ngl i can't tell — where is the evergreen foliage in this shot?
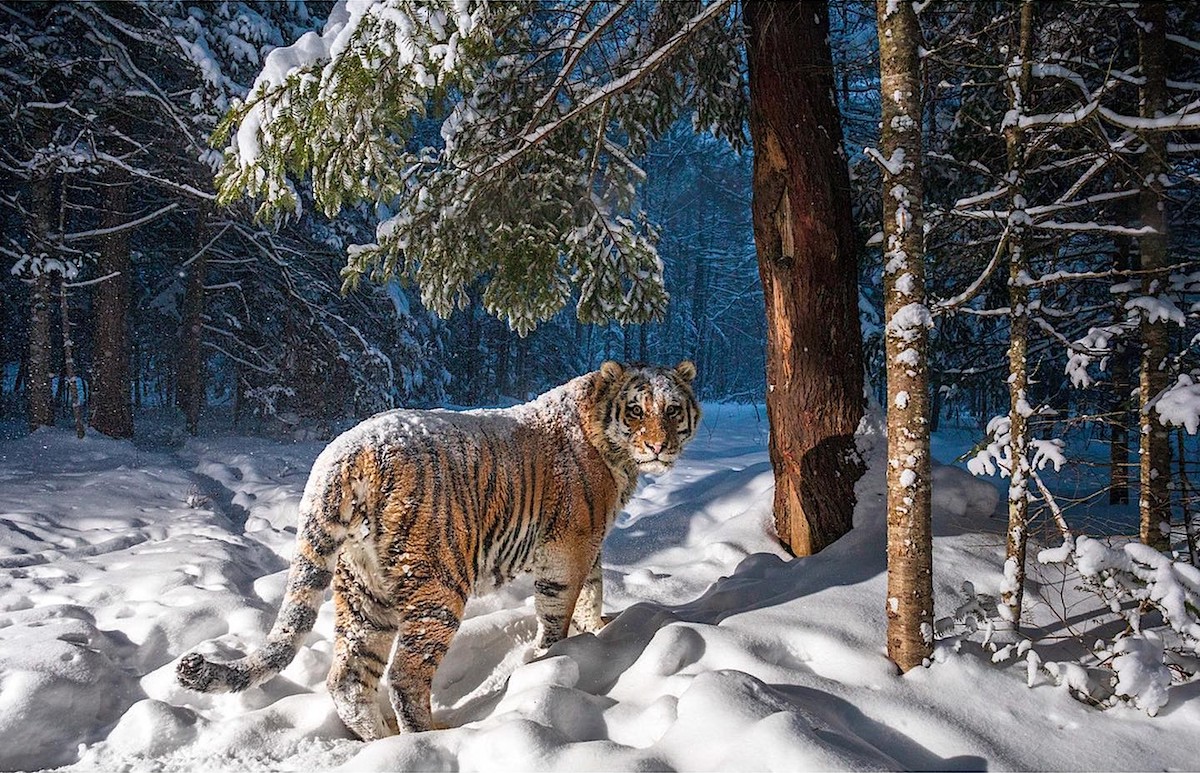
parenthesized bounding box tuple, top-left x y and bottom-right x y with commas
(212, 0, 745, 334)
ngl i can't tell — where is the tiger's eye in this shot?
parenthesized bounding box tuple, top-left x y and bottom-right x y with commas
(665, 405, 681, 419)
(627, 404, 643, 419)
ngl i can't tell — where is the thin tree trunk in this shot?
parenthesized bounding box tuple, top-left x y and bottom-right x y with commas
(28, 271, 55, 431)
(1138, 0, 1171, 551)
(746, 0, 865, 556)
(692, 209, 709, 384)
(1178, 429, 1195, 564)
(496, 321, 511, 398)
(26, 162, 57, 432)
(90, 176, 134, 439)
(59, 275, 84, 438)
(930, 377, 942, 434)
(877, 0, 933, 672)
(177, 206, 210, 435)
(1001, 0, 1035, 629)
(1110, 231, 1133, 505)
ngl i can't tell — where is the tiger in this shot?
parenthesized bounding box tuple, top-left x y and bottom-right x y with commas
(176, 360, 700, 740)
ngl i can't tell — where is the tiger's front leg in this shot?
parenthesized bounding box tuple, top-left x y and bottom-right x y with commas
(571, 552, 605, 634)
(531, 542, 596, 656)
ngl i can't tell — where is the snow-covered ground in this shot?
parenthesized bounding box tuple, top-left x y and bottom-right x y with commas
(1, 404, 1198, 771)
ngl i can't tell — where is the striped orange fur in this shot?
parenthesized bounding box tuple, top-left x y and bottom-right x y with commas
(176, 361, 700, 739)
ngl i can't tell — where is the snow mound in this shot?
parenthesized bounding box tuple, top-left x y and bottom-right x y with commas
(1, 408, 1198, 771)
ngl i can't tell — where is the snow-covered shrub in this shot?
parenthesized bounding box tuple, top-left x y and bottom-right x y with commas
(1036, 535, 1200, 715)
(938, 538, 1200, 715)
(184, 485, 211, 510)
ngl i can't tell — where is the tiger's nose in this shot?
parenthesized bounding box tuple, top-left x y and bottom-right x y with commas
(647, 441, 664, 455)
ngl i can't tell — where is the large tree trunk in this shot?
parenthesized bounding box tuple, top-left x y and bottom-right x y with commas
(746, 0, 865, 556)
(90, 176, 134, 439)
(1001, 0, 1035, 630)
(877, 0, 933, 672)
(177, 206, 210, 435)
(1137, 0, 1171, 551)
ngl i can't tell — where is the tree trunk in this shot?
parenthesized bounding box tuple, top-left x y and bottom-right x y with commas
(1001, 0, 1035, 629)
(90, 176, 134, 439)
(1137, 0, 1171, 551)
(27, 271, 55, 432)
(59, 275, 85, 438)
(26, 162, 57, 432)
(746, 0, 865, 556)
(495, 321, 511, 399)
(177, 206, 210, 435)
(877, 0, 933, 672)
(1110, 231, 1133, 505)
(692, 209, 709, 385)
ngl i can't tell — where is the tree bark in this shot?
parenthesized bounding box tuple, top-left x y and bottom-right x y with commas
(26, 160, 57, 432)
(59, 275, 85, 438)
(877, 0, 933, 672)
(1137, 0, 1171, 551)
(746, 0, 865, 556)
(691, 208, 709, 386)
(177, 206, 210, 435)
(1001, 0, 1035, 629)
(27, 271, 55, 431)
(90, 176, 134, 439)
(1110, 229, 1133, 506)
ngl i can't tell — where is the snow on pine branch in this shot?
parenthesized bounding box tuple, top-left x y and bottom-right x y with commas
(1154, 374, 1200, 435)
(214, 0, 739, 332)
(967, 415, 1065, 481)
(477, 0, 735, 181)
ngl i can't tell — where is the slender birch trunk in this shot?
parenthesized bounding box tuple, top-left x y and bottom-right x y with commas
(877, 0, 933, 672)
(1137, 0, 1171, 551)
(1001, 0, 1035, 629)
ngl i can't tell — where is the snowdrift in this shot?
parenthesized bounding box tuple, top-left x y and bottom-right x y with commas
(1, 405, 1198, 771)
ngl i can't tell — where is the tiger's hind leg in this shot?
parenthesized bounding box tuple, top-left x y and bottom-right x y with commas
(327, 563, 399, 741)
(386, 579, 466, 733)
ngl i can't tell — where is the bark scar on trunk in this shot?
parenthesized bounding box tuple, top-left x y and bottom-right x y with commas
(759, 129, 793, 267)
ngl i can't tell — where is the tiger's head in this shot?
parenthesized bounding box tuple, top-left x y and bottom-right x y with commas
(593, 360, 701, 475)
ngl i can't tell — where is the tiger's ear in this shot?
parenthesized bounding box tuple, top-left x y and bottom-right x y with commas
(675, 360, 696, 383)
(600, 360, 625, 382)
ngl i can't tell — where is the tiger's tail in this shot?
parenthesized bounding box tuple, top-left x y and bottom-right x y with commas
(176, 453, 354, 694)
